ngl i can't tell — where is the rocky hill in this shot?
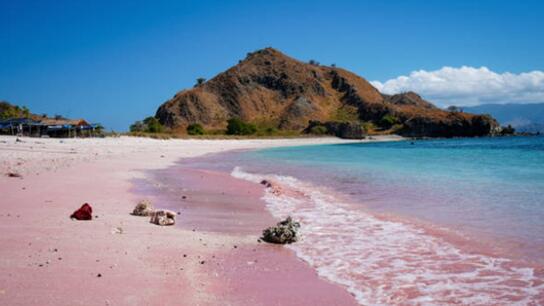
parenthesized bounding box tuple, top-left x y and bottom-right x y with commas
(156, 48, 500, 137)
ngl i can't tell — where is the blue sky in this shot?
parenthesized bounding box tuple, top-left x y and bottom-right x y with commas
(2, 0, 544, 131)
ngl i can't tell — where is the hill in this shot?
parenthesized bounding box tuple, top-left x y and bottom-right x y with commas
(0, 101, 33, 119)
(463, 103, 544, 133)
(155, 48, 500, 138)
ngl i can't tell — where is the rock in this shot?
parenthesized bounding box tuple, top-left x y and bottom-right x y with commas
(149, 210, 176, 226)
(70, 203, 93, 220)
(111, 227, 123, 234)
(132, 200, 154, 216)
(260, 180, 272, 188)
(6, 172, 22, 178)
(398, 113, 500, 138)
(262, 216, 300, 244)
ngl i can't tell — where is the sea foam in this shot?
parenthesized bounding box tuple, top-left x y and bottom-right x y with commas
(232, 166, 544, 305)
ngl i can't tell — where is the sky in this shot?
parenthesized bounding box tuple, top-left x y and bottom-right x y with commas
(1, 0, 544, 131)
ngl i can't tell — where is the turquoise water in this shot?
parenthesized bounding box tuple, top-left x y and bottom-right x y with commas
(247, 136, 544, 262)
(174, 135, 544, 303)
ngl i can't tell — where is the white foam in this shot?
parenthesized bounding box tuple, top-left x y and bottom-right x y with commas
(232, 167, 544, 305)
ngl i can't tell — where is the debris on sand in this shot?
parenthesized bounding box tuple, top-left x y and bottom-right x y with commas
(150, 210, 176, 226)
(6, 172, 22, 178)
(131, 200, 154, 216)
(262, 216, 300, 244)
(260, 179, 282, 195)
(111, 227, 123, 234)
(260, 180, 272, 188)
(70, 203, 93, 220)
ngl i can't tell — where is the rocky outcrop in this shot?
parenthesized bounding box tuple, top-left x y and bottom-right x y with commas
(155, 48, 500, 138)
(382, 92, 436, 109)
(398, 113, 500, 137)
(305, 120, 366, 139)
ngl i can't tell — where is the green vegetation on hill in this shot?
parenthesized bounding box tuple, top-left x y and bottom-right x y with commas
(379, 114, 399, 129)
(130, 116, 165, 133)
(226, 118, 257, 135)
(187, 123, 205, 135)
(0, 101, 31, 119)
(332, 105, 359, 122)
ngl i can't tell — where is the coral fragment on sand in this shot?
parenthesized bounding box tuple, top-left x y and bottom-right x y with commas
(262, 217, 300, 244)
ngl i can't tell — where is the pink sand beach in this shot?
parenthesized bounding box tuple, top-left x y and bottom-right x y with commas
(0, 135, 401, 306)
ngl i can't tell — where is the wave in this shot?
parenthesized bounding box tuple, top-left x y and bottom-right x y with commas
(231, 167, 544, 305)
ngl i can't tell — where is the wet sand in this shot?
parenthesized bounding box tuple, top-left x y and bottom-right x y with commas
(137, 166, 358, 305)
(1, 135, 399, 305)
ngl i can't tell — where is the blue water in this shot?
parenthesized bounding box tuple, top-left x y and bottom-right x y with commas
(241, 136, 544, 262)
(174, 135, 544, 303)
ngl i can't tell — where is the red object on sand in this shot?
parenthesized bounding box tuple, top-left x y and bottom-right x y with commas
(70, 203, 93, 220)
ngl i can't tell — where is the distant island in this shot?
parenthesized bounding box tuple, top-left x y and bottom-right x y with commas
(463, 103, 544, 134)
(141, 48, 503, 138)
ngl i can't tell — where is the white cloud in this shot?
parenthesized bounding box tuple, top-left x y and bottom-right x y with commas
(370, 66, 544, 107)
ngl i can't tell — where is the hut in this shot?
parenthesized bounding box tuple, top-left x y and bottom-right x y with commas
(0, 117, 102, 138)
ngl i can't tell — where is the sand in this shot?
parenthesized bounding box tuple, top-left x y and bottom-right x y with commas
(0, 135, 400, 306)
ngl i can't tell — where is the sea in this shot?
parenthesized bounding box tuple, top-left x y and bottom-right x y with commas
(172, 136, 544, 305)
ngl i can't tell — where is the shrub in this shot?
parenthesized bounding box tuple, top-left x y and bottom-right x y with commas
(226, 118, 257, 135)
(361, 121, 376, 132)
(379, 114, 399, 129)
(143, 117, 164, 133)
(187, 123, 205, 135)
(266, 127, 277, 133)
(309, 125, 328, 135)
(130, 121, 146, 132)
(21, 106, 30, 118)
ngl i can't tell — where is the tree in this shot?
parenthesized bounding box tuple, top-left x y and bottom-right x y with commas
(447, 105, 460, 112)
(331, 63, 336, 68)
(379, 114, 399, 129)
(195, 77, 206, 87)
(21, 106, 30, 118)
(226, 118, 256, 135)
(187, 123, 205, 135)
(143, 116, 164, 133)
(129, 121, 146, 132)
(310, 125, 328, 135)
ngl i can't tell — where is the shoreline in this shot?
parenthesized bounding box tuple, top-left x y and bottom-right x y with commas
(183, 142, 544, 304)
(0, 135, 400, 305)
(137, 166, 359, 305)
